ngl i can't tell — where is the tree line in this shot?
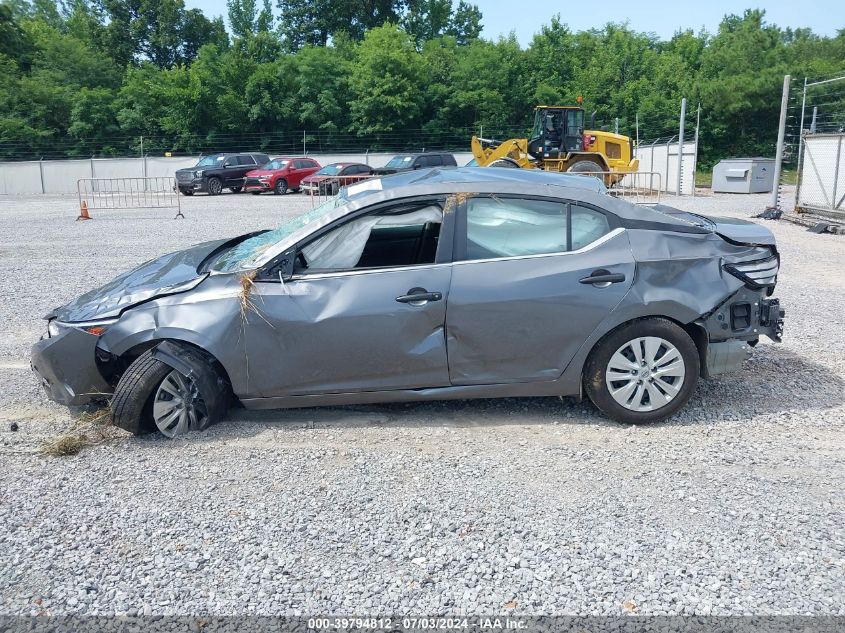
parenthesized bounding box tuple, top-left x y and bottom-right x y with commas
(1, 0, 843, 167)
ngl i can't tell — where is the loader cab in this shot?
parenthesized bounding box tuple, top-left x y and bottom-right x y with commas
(527, 106, 585, 160)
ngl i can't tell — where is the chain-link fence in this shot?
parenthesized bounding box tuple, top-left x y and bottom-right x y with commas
(773, 73, 845, 220)
(794, 75, 845, 220)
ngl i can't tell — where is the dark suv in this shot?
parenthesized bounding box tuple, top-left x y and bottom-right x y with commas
(176, 152, 271, 195)
(371, 152, 457, 176)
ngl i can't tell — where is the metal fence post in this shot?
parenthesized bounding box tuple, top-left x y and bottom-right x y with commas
(691, 103, 701, 197)
(794, 78, 808, 210)
(677, 98, 686, 196)
(38, 157, 45, 194)
(770, 74, 791, 210)
(665, 136, 675, 194)
(832, 136, 842, 210)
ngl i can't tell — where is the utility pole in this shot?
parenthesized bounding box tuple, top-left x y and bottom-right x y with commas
(770, 75, 791, 210)
(677, 98, 686, 196)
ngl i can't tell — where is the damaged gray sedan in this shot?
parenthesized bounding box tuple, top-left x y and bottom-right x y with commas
(32, 168, 785, 437)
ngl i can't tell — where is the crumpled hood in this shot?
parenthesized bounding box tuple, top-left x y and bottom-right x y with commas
(55, 239, 226, 322)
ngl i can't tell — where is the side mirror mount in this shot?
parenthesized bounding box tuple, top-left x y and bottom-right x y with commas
(258, 247, 296, 283)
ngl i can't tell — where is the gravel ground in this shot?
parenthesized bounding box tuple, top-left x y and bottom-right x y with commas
(0, 187, 843, 617)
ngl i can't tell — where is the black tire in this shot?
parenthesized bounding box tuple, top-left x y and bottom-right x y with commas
(489, 158, 520, 168)
(207, 176, 223, 195)
(110, 347, 229, 437)
(567, 160, 603, 174)
(180, 189, 193, 196)
(583, 318, 700, 424)
(229, 186, 243, 193)
(110, 350, 172, 435)
(274, 179, 288, 195)
(250, 191, 262, 195)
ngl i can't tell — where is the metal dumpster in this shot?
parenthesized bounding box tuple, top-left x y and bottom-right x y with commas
(712, 158, 775, 193)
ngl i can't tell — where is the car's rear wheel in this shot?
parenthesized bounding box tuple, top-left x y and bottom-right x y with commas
(229, 186, 242, 193)
(111, 349, 221, 438)
(274, 179, 288, 195)
(583, 318, 699, 424)
(207, 177, 223, 195)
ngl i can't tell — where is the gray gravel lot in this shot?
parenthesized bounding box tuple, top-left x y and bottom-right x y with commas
(0, 187, 843, 617)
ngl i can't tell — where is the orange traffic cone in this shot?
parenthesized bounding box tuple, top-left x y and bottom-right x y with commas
(76, 200, 91, 221)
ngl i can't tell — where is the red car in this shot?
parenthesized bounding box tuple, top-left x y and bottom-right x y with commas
(300, 163, 373, 196)
(243, 157, 321, 195)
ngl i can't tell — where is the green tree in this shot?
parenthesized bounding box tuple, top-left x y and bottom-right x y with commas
(96, 0, 229, 68)
(277, 0, 402, 50)
(0, 3, 35, 69)
(348, 24, 425, 134)
(445, 0, 481, 45)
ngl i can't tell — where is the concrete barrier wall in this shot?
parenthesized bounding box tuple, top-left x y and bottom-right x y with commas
(0, 152, 475, 195)
(0, 162, 44, 195)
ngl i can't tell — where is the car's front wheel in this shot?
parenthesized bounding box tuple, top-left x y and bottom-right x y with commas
(207, 177, 223, 195)
(583, 318, 699, 424)
(111, 349, 224, 438)
(274, 179, 288, 195)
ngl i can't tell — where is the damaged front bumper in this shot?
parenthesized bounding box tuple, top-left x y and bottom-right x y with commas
(31, 322, 113, 406)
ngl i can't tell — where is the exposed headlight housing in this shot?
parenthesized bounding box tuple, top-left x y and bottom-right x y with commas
(724, 254, 779, 289)
(194, 170, 204, 178)
(47, 319, 62, 338)
(51, 318, 119, 337)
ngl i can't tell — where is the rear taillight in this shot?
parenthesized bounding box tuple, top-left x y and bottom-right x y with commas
(724, 254, 779, 289)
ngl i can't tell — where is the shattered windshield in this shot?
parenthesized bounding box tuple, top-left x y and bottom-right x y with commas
(212, 195, 348, 271)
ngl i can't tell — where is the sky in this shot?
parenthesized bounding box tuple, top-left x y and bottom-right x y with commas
(183, 0, 844, 43)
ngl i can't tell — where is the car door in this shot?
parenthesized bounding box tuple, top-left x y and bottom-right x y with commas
(233, 155, 257, 184)
(288, 159, 307, 187)
(445, 195, 635, 386)
(220, 156, 238, 185)
(242, 196, 454, 397)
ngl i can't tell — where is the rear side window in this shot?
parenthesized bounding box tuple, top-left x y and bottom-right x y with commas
(441, 154, 457, 166)
(571, 204, 611, 250)
(463, 197, 611, 261)
(237, 155, 256, 165)
(417, 155, 442, 167)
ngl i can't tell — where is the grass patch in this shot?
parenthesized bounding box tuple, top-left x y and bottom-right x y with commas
(40, 406, 113, 457)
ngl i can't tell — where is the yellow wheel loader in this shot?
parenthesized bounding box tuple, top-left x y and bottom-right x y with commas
(470, 105, 639, 185)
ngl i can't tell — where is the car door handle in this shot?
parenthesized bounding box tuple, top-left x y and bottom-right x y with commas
(579, 270, 626, 286)
(396, 288, 442, 304)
